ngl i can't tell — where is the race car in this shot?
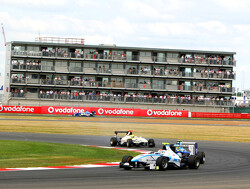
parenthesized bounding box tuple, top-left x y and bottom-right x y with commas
(110, 131, 155, 147)
(120, 140, 205, 170)
(72, 111, 96, 117)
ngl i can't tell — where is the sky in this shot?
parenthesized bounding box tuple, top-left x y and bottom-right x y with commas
(0, 0, 249, 91)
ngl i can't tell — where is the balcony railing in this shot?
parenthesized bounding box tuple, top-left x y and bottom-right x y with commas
(10, 91, 235, 107)
(178, 57, 236, 66)
(10, 78, 234, 93)
(12, 51, 236, 66)
(11, 63, 236, 81)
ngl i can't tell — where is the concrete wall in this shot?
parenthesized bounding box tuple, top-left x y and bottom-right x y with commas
(6, 99, 229, 113)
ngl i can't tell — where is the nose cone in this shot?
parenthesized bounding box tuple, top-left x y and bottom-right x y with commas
(131, 154, 145, 162)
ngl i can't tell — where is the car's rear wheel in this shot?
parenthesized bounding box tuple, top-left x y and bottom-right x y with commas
(122, 155, 133, 170)
(197, 151, 205, 164)
(110, 137, 117, 146)
(156, 157, 168, 171)
(188, 155, 200, 169)
(127, 139, 133, 147)
(148, 139, 155, 147)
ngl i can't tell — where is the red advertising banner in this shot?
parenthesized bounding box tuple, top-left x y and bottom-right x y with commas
(191, 112, 250, 119)
(1, 105, 249, 119)
(41, 106, 189, 117)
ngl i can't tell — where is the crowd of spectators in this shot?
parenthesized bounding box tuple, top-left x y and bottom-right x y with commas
(11, 58, 236, 80)
(196, 69, 236, 79)
(11, 88, 26, 97)
(179, 55, 235, 65)
(13, 46, 236, 67)
(12, 60, 41, 70)
(42, 48, 68, 57)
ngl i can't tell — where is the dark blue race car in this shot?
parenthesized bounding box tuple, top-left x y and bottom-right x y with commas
(72, 111, 96, 117)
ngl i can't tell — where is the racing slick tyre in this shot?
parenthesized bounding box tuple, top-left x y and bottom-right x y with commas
(156, 157, 168, 171)
(121, 155, 133, 170)
(110, 137, 118, 146)
(197, 151, 205, 164)
(127, 139, 133, 147)
(148, 139, 155, 147)
(188, 155, 200, 169)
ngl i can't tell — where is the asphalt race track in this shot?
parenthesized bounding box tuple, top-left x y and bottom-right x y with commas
(0, 132, 250, 189)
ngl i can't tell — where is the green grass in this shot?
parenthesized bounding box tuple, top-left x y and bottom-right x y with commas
(0, 140, 140, 168)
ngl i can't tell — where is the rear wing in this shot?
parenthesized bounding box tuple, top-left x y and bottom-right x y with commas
(162, 141, 198, 155)
(114, 131, 130, 135)
(174, 142, 198, 155)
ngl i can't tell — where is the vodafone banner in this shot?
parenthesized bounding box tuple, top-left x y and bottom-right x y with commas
(0, 105, 187, 117)
(0, 105, 41, 114)
(1, 105, 250, 119)
(41, 106, 188, 117)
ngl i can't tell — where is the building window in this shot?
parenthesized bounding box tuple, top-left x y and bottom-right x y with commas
(167, 53, 178, 58)
(70, 62, 82, 72)
(41, 60, 54, 71)
(83, 62, 96, 68)
(27, 46, 39, 52)
(13, 46, 25, 52)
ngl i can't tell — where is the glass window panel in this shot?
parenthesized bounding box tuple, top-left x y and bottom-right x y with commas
(167, 53, 178, 58)
(13, 46, 25, 51)
(27, 46, 39, 51)
(111, 63, 123, 69)
(83, 62, 96, 68)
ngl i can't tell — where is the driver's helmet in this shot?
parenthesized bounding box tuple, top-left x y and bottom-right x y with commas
(176, 140, 183, 145)
(128, 130, 133, 135)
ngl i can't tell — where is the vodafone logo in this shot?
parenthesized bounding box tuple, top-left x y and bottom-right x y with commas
(47, 107, 84, 114)
(98, 108, 104, 115)
(0, 106, 35, 113)
(48, 107, 54, 113)
(147, 109, 153, 116)
(147, 109, 183, 117)
(97, 108, 133, 115)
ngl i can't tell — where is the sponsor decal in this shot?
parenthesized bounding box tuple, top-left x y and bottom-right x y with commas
(0, 106, 35, 113)
(97, 108, 134, 115)
(98, 108, 104, 115)
(47, 107, 85, 114)
(147, 109, 183, 117)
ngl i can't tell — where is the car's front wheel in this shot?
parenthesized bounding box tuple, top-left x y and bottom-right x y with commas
(156, 157, 168, 170)
(121, 155, 133, 170)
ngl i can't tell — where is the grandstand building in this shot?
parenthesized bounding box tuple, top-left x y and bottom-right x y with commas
(0, 73, 4, 103)
(3, 37, 236, 112)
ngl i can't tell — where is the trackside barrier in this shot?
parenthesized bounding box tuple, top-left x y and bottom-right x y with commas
(0, 105, 188, 118)
(0, 105, 250, 119)
(191, 112, 250, 119)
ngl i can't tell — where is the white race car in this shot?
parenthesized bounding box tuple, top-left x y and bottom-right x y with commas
(120, 140, 205, 170)
(110, 131, 155, 147)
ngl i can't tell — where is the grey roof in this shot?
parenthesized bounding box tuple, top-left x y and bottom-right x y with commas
(9, 41, 236, 55)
